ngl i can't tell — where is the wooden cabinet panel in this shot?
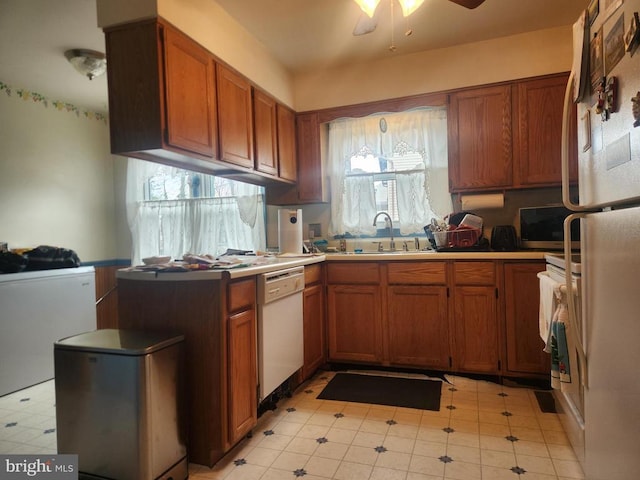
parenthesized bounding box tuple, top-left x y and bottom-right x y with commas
(296, 112, 325, 202)
(252, 88, 277, 175)
(452, 285, 499, 373)
(117, 275, 259, 467)
(514, 74, 578, 186)
(304, 263, 323, 285)
(504, 262, 550, 375)
(303, 283, 326, 379)
(227, 308, 257, 444)
(164, 26, 217, 157)
(105, 20, 220, 162)
(387, 286, 449, 369)
(217, 63, 254, 168)
(453, 262, 495, 285)
(449, 85, 513, 191)
(277, 104, 297, 182)
(327, 285, 383, 363)
(327, 262, 380, 284)
(227, 278, 255, 313)
(387, 262, 447, 285)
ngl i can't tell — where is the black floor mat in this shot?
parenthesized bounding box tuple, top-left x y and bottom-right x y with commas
(534, 390, 558, 413)
(317, 373, 442, 411)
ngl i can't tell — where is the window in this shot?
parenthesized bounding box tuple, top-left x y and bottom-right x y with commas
(328, 108, 453, 238)
(126, 159, 266, 265)
(348, 148, 425, 227)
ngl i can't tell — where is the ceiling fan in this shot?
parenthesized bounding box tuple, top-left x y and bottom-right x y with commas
(353, 0, 487, 38)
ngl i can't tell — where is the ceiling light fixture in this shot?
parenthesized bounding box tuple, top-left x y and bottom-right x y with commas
(354, 0, 381, 18)
(398, 0, 424, 17)
(353, 0, 424, 18)
(64, 49, 107, 80)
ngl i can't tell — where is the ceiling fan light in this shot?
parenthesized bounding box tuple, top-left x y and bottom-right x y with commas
(398, 0, 424, 17)
(354, 0, 381, 18)
(64, 49, 107, 80)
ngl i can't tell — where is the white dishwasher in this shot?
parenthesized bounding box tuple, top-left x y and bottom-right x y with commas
(257, 265, 305, 402)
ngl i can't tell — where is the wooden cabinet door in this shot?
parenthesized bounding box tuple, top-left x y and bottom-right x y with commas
(327, 285, 383, 363)
(451, 262, 499, 374)
(448, 85, 513, 192)
(277, 104, 297, 182)
(452, 286, 499, 374)
(253, 88, 277, 176)
(504, 262, 550, 375)
(163, 26, 217, 157)
(217, 63, 254, 168)
(303, 283, 326, 379)
(387, 286, 449, 369)
(514, 74, 578, 186)
(227, 308, 257, 444)
(296, 112, 326, 202)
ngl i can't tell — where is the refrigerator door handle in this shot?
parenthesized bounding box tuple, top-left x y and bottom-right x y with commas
(564, 213, 588, 388)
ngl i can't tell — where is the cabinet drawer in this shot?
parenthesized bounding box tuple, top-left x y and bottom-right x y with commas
(305, 264, 323, 285)
(228, 278, 256, 313)
(327, 263, 380, 284)
(387, 262, 447, 285)
(453, 261, 495, 285)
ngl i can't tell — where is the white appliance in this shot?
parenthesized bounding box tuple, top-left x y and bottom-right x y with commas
(0, 266, 97, 396)
(556, 1, 640, 478)
(257, 266, 304, 401)
(278, 209, 303, 254)
(539, 253, 585, 466)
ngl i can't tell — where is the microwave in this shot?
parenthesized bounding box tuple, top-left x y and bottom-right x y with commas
(519, 205, 580, 250)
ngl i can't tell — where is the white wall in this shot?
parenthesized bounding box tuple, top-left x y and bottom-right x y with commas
(0, 90, 127, 263)
(294, 25, 573, 111)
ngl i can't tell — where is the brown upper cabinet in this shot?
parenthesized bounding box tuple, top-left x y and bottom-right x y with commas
(217, 63, 254, 169)
(448, 84, 514, 191)
(266, 111, 328, 204)
(448, 72, 577, 192)
(252, 91, 297, 182)
(276, 104, 297, 182)
(513, 74, 579, 186)
(104, 18, 296, 185)
(252, 88, 278, 176)
(105, 19, 217, 161)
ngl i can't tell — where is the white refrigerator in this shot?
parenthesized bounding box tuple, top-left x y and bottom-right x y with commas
(562, 1, 640, 479)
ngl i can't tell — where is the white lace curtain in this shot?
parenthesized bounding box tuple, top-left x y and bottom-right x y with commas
(126, 159, 266, 265)
(328, 107, 452, 237)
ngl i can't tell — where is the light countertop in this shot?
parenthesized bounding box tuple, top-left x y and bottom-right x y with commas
(116, 250, 548, 282)
(116, 254, 326, 281)
(323, 250, 547, 261)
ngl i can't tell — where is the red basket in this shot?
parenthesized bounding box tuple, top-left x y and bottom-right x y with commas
(446, 227, 481, 248)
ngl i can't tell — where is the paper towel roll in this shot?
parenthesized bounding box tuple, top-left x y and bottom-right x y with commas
(460, 193, 504, 210)
(278, 209, 303, 254)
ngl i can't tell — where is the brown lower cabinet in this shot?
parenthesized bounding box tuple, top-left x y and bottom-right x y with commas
(301, 264, 326, 380)
(504, 262, 550, 375)
(451, 262, 500, 374)
(326, 259, 547, 378)
(117, 276, 257, 467)
(387, 285, 449, 368)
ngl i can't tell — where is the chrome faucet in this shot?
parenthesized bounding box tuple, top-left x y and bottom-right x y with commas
(372, 211, 395, 251)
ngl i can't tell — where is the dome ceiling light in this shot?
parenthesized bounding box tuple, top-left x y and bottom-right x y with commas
(64, 49, 107, 80)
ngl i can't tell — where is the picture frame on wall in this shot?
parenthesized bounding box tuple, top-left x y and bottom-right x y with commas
(625, 12, 640, 53)
(588, 0, 599, 26)
(590, 28, 604, 93)
(605, 13, 626, 75)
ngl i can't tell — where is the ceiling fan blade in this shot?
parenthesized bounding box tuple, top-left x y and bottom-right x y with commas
(353, 13, 378, 36)
(447, 0, 486, 9)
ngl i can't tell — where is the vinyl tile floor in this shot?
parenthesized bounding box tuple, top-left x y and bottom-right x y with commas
(0, 371, 584, 480)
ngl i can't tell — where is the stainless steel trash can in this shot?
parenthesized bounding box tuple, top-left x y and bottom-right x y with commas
(54, 329, 187, 480)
